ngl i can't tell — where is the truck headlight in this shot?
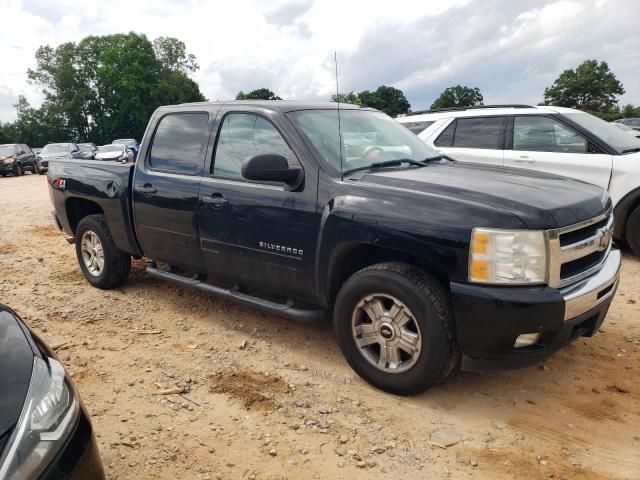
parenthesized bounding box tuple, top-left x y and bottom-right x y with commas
(468, 228, 547, 284)
(0, 357, 79, 480)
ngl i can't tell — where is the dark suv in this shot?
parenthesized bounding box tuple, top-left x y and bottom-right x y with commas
(0, 144, 38, 176)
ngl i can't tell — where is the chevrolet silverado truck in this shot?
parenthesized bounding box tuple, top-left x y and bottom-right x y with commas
(48, 101, 621, 395)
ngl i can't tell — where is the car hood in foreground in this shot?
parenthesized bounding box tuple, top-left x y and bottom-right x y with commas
(358, 162, 609, 229)
(0, 308, 34, 439)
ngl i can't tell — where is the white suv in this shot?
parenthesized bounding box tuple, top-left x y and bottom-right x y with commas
(397, 105, 640, 254)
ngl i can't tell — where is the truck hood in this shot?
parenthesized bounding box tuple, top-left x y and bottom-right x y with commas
(357, 162, 609, 229)
(0, 308, 34, 439)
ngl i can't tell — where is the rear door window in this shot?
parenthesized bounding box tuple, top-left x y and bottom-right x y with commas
(452, 117, 507, 149)
(434, 121, 456, 147)
(513, 116, 587, 153)
(149, 113, 209, 174)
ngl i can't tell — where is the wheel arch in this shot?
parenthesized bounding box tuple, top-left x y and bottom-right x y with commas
(613, 187, 640, 239)
(325, 242, 450, 307)
(65, 197, 104, 235)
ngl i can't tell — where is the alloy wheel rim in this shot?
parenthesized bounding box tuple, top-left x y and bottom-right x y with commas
(81, 231, 105, 276)
(351, 293, 422, 373)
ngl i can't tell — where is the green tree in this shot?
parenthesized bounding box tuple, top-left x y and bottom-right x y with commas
(357, 85, 410, 117)
(542, 60, 624, 112)
(430, 85, 483, 109)
(621, 104, 640, 118)
(12, 96, 71, 146)
(25, 32, 205, 144)
(236, 88, 282, 100)
(331, 91, 361, 104)
(153, 37, 199, 77)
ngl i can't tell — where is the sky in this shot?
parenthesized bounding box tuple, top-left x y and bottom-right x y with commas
(0, 0, 639, 121)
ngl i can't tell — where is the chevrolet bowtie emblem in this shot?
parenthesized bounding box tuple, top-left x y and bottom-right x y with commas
(598, 229, 612, 250)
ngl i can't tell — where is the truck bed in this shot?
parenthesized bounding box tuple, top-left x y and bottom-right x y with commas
(47, 159, 141, 256)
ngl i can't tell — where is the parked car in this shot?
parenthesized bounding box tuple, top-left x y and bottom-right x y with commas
(397, 105, 640, 255)
(38, 143, 84, 172)
(615, 117, 640, 131)
(33, 147, 42, 155)
(612, 122, 640, 139)
(48, 101, 620, 395)
(95, 144, 133, 162)
(0, 304, 105, 479)
(0, 143, 39, 176)
(112, 138, 139, 157)
(78, 143, 98, 160)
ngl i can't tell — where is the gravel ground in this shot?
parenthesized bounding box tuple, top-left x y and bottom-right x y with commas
(1, 173, 639, 480)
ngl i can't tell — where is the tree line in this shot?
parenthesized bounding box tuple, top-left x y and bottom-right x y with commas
(1, 48, 638, 148)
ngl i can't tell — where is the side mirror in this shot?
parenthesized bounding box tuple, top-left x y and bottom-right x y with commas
(18, 150, 25, 155)
(241, 153, 302, 187)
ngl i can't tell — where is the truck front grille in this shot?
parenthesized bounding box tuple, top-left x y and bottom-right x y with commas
(547, 209, 613, 288)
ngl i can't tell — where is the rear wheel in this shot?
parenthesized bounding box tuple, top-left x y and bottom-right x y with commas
(75, 214, 131, 289)
(626, 205, 640, 256)
(334, 262, 457, 395)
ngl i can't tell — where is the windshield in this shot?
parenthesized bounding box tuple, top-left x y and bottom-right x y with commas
(288, 109, 440, 174)
(42, 144, 70, 154)
(0, 145, 17, 157)
(564, 112, 640, 153)
(99, 145, 124, 153)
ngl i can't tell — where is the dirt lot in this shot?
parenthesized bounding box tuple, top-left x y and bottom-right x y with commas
(0, 173, 639, 480)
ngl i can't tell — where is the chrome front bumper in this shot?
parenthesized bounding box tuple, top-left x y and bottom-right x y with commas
(561, 248, 621, 321)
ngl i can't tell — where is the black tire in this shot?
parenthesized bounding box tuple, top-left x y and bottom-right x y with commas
(14, 164, 23, 176)
(334, 262, 457, 395)
(38, 167, 46, 175)
(75, 214, 131, 289)
(33, 161, 40, 174)
(626, 205, 640, 256)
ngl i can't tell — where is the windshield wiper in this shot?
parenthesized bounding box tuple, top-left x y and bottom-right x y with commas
(343, 158, 427, 176)
(423, 155, 452, 162)
(621, 147, 640, 154)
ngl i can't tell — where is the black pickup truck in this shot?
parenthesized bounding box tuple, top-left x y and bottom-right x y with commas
(48, 101, 621, 394)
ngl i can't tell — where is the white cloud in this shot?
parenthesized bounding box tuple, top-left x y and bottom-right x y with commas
(0, 0, 638, 121)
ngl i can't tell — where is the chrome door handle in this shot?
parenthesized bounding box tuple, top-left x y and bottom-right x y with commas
(135, 184, 157, 195)
(202, 195, 228, 208)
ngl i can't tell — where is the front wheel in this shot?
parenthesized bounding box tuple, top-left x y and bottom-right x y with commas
(334, 262, 457, 395)
(75, 214, 131, 289)
(33, 161, 40, 174)
(626, 205, 640, 256)
(14, 164, 23, 176)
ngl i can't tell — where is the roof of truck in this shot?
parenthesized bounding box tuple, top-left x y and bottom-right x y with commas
(173, 100, 374, 113)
